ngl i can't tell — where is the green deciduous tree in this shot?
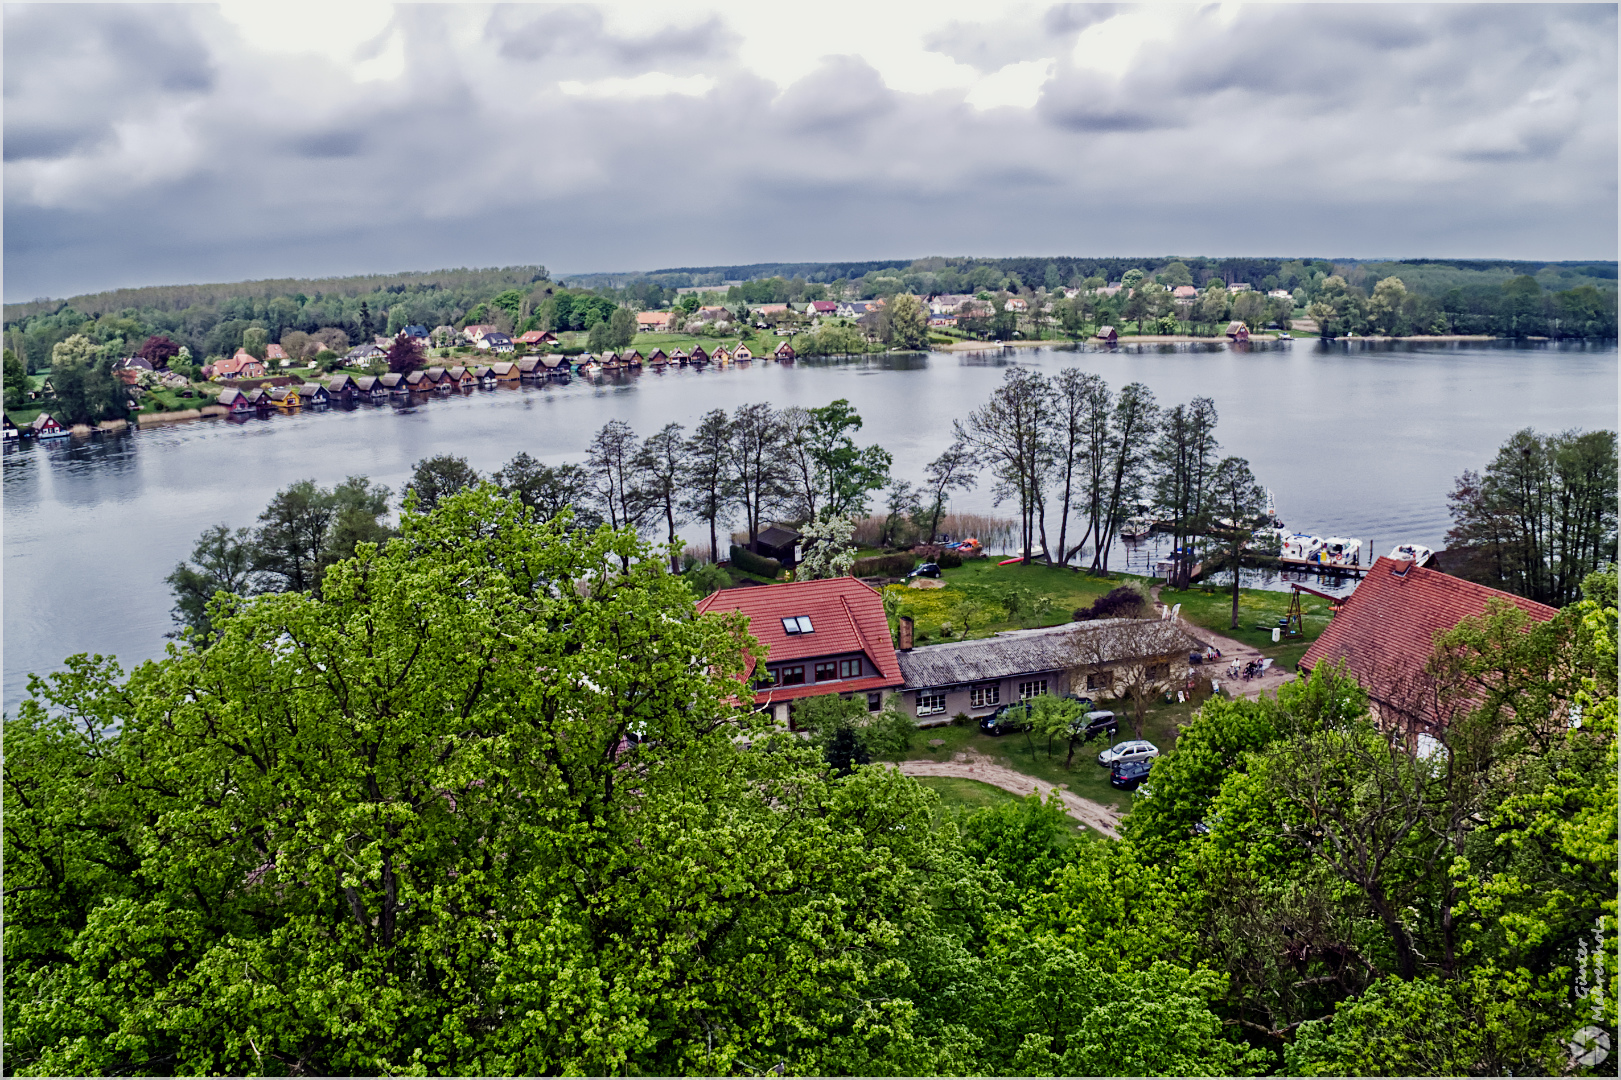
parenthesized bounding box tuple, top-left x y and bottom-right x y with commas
(5, 488, 963, 1075)
(164, 524, 261, 639)
(1445, 427, 1618, 607)
(886, 293, 929, 350)
(401, 454, 481, 514)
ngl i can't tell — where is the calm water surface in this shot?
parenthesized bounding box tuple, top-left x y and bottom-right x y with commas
(5, 339, 1615, 708)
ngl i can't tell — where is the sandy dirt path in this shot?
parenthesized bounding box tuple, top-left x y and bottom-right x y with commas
(1152, 591, 1297, 701)
(894, 752, 1123, 839)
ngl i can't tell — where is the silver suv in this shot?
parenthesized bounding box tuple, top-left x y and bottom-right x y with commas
(1097, 739, 1159, 767)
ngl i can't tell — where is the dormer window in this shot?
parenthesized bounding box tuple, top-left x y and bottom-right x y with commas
(780, 616, 814, 634)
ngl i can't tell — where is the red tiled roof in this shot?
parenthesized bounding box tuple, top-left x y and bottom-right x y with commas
(1300, 557, 1557, 721)
(696, 578, 903, 704)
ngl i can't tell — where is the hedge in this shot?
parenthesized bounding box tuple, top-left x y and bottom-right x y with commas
(852, 553, 917, 578)
(729, 544, 782, 579)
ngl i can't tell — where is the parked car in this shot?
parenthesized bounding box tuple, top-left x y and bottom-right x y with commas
(1110, 758, 1153, 790)
(1077, 709, 1118, 742)
(979, 701, 1033, 736)
(907, 562, 941, 579)
(1097, 739, 1159, 767)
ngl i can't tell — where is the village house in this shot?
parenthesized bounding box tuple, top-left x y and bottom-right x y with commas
(1172, 285, 1199, 301)
(1095, 325, 1119, 344)
(894, 619, 1199, 724)
(1229, 283, 1253, 292)
(401, 325, 430, 345)
(1299, 556, 1558, 737)
(344, 344, 386, 367)
(478, 332, 516, 353)
(266, 343, 290, 367)
(928, 313, 958, 328)
(1225, 321, 1250, 342)
(806, 300, 838, 318)
(3, 413, 20, 441)
(754, 303, 789, 320)
(836, 300, 878, 319)
(1269, 289, 1295, 300)
(1004, 297, 1028, 312)
(1096, 284, 1124, 297)
(31, 413, 68, 438)
(515, 330, 558, 348)
(462, 324, 498, 344)
(211, 349, 269, 380)
(266, 385, 302, 411)
(694, 305, 730, 323)
(636, 311, 675, 332)
(929, 294, 973, 316)
(696, 578, 905, 725)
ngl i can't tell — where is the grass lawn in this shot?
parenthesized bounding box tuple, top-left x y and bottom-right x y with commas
(912, 776, 1021, 812)
(909, 776, 1096, 848)
(887, 557, 1134, 646)
(1160, 581, 1333, 668)
(886, 688, 1206, 816)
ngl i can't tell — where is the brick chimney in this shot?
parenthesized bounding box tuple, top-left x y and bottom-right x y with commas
(898, 615, 914, 651)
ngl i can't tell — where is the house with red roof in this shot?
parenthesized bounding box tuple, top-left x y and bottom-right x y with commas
(636, 311, 674, 332)
(515, 330, 557, 347)
(806, 300, 838, 317)
(1300, 556, 1558, 733)
(266, 343, 290, 365)
(696, 578, 904, 724)
(211, 349, 267, 380)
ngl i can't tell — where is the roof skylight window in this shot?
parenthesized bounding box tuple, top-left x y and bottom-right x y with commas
(781, 615, 814, 634)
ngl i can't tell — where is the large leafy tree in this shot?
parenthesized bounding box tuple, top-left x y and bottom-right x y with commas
(803, 399, 893, 519)
(1446, 426, 1617, 606)
(4, 488, 959, 1075)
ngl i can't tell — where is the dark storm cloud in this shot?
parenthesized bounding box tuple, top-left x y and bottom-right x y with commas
(3, 3, 1614, 301)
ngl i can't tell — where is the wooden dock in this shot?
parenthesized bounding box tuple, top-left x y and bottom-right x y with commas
(1276, 557, 1369, 576)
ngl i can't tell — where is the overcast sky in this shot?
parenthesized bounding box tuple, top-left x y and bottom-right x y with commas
(4, 2, 1616, 301)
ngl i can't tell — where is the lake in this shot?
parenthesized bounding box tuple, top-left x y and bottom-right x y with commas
(4, 338, 1616, 709)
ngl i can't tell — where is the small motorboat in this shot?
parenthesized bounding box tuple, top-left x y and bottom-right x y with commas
(1388, 544, 1434, 566)
(1281, 533, 1324, 561)
(1120, 515, 1155, 540)
(1314, 537, 1361, 567)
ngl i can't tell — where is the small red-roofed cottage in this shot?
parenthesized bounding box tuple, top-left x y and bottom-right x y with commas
(266, 343, 289, 365)
(697, 578, 905, 725)
(1225, 321, 1249, 342)
(1300, 557, 1558, 735)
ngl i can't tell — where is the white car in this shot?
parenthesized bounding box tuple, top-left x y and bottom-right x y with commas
(1097, 739, 1160, 767)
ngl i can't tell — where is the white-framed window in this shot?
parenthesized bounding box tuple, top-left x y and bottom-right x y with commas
(970, 683, 1000, 709)
(1018, 679, 1048, 701)
(917, 691, 947, 716)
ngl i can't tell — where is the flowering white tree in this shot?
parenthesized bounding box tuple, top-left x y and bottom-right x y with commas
(795, 514, 856, 580)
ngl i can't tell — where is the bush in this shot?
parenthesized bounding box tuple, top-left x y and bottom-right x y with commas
(1074, 584, 1150, 621)
(852, 553, 916, 578)
(912, 544, 963, 569)
(729, 544, 782, 579)
(685, 562, 733, 597)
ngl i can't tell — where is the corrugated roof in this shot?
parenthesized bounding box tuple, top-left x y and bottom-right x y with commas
(897, 619, 1200, 689)
(1300, 557, 1557, 721)
(696, 578, 903, 701)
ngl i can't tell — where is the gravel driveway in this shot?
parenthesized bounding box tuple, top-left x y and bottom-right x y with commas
(893, 752, 1123, 839)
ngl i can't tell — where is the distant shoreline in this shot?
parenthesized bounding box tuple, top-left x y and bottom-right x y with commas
(939, 332, 1508, 351)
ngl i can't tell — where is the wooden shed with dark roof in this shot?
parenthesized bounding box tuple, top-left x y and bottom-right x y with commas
(1299, 556, 1558, 732)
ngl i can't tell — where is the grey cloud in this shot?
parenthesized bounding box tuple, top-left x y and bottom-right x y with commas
(2, 3, 1613, 301)
(484, 4, 735, 69)
(287, 130, 368, 160)
(769, 56, 898, 135)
